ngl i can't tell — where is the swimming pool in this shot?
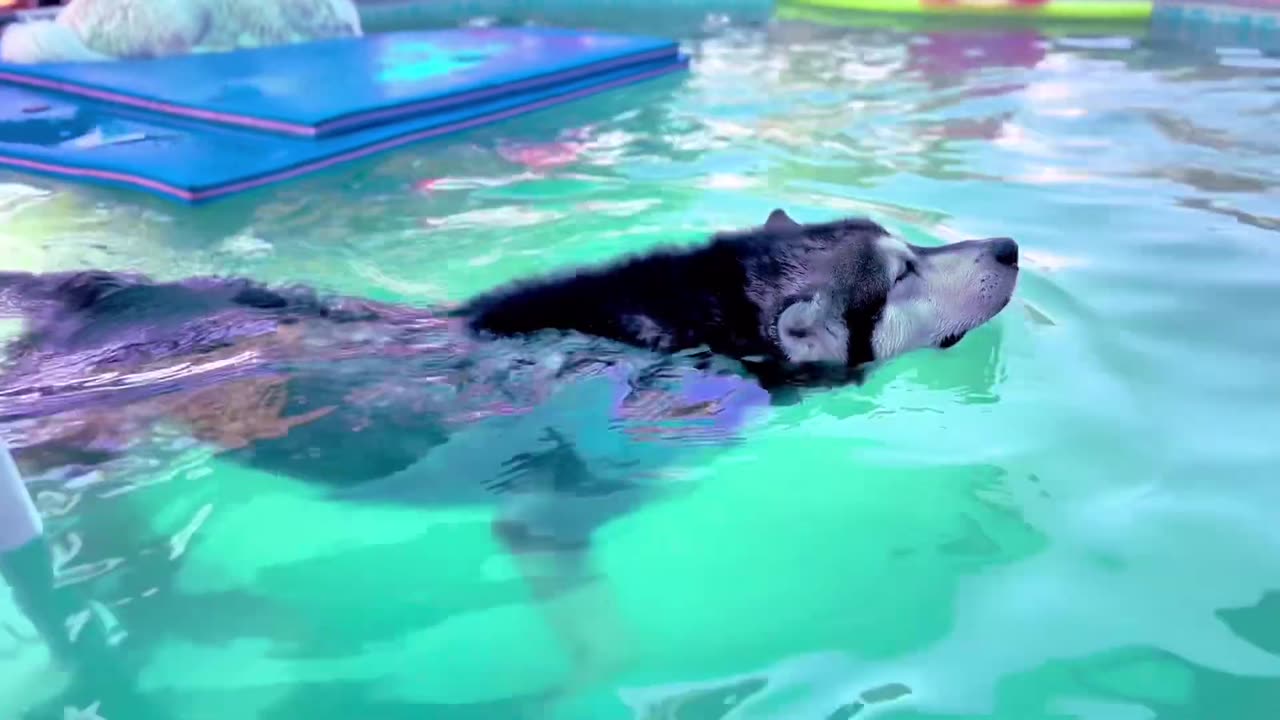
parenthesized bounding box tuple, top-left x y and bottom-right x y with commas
(2, 12, 1279, 720)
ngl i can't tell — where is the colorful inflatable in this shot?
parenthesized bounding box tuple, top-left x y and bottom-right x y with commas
(781, 0, 1152, 22)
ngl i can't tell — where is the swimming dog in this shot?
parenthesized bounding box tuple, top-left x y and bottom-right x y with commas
(1, 207, 1018, 396)
(0, 209, 1018, 707)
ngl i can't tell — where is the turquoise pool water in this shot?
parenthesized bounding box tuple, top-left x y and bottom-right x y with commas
(2, 16, 1280, 720)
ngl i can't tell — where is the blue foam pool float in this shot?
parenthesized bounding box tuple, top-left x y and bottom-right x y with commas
(0, 28, 687, 203)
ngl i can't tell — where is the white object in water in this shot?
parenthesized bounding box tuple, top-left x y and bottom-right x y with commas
(0, 438, 42, 552)
(0, 20, 111, 64)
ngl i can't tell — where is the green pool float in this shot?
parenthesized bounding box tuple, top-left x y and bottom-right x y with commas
(780, 0, 1153, 23)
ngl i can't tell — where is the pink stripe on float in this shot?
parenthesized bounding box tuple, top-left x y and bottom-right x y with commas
(0, 71, 306, 136)
(0, 61, 686, 203)
(0, 46, 677, 138)
(0, 154, 196, 199)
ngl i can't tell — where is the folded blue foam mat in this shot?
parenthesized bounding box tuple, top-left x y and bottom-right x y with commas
(0, 28, 687, 202)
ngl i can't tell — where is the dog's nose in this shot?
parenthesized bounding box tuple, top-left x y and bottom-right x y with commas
(989, 237, 1019, 267)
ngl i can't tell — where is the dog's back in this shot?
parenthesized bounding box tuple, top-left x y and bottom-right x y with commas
(0, 267, 766, 490)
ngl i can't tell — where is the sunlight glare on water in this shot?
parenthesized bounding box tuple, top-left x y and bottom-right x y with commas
(1, 12, 1279, 720)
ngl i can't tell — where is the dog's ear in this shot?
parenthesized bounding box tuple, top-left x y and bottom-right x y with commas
(775, 294, 848, 364)
(765, 208, 801, 233)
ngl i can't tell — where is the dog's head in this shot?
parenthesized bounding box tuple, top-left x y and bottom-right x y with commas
(756, 210, 1019, 373)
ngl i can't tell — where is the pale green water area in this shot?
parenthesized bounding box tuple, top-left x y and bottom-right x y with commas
(2, 12, 1280, 720)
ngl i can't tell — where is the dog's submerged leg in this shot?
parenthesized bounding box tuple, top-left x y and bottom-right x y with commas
(489, 426, 653, 713)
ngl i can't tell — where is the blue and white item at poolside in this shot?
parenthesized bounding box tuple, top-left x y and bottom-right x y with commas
(0, 438, 41, 552)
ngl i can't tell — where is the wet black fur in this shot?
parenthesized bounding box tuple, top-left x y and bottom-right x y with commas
(460, 240, 775, 355)
(459, 216, 892, 385)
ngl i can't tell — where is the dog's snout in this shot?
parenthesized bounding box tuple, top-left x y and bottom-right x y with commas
(989, 237, 1019, 267)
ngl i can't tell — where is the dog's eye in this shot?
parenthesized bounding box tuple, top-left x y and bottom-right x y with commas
(896, 260, 917, 283)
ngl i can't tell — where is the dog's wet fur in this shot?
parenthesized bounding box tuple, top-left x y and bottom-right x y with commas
(0, 210, 1018, 702)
